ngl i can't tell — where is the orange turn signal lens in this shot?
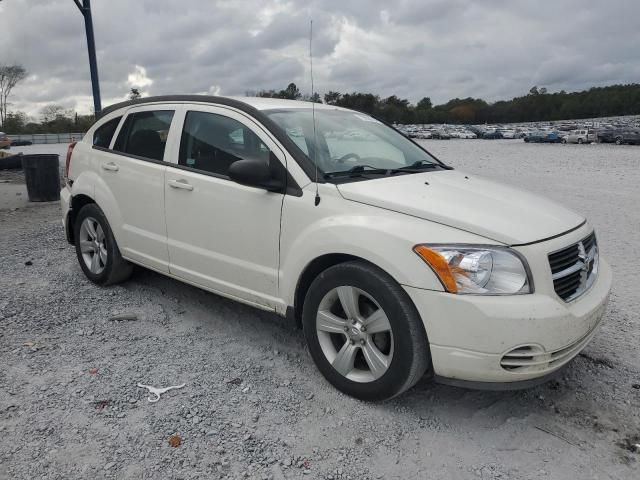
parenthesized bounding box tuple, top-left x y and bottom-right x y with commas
(413, 245, 458, 293)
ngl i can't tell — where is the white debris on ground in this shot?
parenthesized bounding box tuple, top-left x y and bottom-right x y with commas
(0, 141, 638, 479)
(137, 383, 186, 403)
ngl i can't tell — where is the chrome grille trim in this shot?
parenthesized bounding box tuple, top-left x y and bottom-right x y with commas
(548, 232, 599, 302)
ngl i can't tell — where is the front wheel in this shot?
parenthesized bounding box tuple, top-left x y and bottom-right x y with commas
(615, 137, 623, 145)
(74, 203, 133, 285)
(302, 261, 430, 401)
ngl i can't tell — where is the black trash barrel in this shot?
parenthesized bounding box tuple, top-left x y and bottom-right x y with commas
(21, 154, 61, 202)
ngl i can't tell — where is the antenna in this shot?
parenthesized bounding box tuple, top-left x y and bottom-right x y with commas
(310, 19, 321, 206)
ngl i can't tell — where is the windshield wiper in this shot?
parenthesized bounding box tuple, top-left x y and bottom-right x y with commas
(324, 165, 391, 178)
(325, 161, 444, 180)
(392, 160, 440, 172)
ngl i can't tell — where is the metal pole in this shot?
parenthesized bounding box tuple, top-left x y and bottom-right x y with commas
(75, 0, 101, 114)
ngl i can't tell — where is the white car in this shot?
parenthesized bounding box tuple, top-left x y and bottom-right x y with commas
(564, 129, 595, 144)
(61, 96, 611, 400)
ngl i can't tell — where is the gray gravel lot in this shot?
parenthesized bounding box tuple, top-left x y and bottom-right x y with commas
(1, 140, 639, 479)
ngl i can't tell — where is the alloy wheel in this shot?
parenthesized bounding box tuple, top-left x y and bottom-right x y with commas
(315, 286, 394, 383)
(79, 216, 107, 274)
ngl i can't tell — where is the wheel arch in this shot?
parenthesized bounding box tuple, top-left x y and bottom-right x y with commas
(67, 193, 96, 244)
(292, 253, 403, 329)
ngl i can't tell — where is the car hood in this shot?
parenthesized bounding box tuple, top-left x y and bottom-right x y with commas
(336, 170, 585, 245)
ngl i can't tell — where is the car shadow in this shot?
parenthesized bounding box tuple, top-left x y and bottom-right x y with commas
(126, 265, 595, 428)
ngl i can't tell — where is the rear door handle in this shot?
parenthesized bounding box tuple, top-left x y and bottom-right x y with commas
(101, 162, 119, 172)
(168, 179, 194, 191)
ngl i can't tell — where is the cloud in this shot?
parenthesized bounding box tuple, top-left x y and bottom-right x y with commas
(0, 0, 638, 118)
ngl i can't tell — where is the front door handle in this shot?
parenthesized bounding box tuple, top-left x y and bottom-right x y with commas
(101, 162, 119, 172)
(168, 179, 194, 191)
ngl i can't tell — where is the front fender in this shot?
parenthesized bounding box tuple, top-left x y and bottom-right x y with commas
(279, 189, 497, 306)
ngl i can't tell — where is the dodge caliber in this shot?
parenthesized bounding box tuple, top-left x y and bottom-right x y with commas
(60, 96, 611, 400)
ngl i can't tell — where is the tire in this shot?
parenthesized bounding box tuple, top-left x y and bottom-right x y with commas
(577, 138, 583, 144)
(302, 261, 430, 401)
(73, 203, 133, 286)
(615, 137, 623, 145)
(561, 138, 567, 144)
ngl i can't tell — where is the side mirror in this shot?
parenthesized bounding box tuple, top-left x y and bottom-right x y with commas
(228, 158, 284, 192)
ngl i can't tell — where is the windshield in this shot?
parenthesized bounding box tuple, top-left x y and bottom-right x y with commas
(264, 108, 440, 177)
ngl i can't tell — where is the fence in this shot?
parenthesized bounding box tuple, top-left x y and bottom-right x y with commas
(7, 133, 86, 144)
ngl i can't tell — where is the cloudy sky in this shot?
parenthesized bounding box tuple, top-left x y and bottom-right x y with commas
(1, 0, 639, 118)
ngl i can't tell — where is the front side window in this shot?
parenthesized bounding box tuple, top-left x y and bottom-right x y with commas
(179, 111, 271, 176)
(113, 110, 174, 161)
(93, 116, 121, 148)
(265, 108, 440, 179)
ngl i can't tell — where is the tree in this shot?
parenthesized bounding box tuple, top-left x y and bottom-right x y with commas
(2, 111, 28, 133)
(0, 64, 28, 127)
(129, 88, 141, 100)
(280, 83, 301, 100)
(529, 86, 539, 96)
(416, 97, 432, 110)
(324, 91, 341, 105)
(41, 104, 67, 124)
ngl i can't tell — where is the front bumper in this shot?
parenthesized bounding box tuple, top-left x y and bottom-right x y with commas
(404, 253, 612, 386)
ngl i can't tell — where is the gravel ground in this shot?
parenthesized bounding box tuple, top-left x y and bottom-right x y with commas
(1, 141, 639, 480)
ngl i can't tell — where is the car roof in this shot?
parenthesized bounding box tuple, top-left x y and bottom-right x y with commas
(99, 95, 348, 118)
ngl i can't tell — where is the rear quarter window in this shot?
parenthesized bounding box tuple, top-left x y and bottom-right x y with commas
(93, 116, 122, 148)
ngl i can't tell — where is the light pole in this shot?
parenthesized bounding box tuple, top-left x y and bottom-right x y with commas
(73, 0, 101, 114)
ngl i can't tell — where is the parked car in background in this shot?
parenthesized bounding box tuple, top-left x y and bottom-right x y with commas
(431, 130, 450, 140)
(613, 129, 640, 145)
(0, 132, 11, 149)
(524, 131, 563, 143)
(60, 95, 611, 400)
(10, 139, 33, 146)
(499, 129, 516, 139)
(596, 129, 617, 143)
(563, 129, 595, 144)
(482, 130, 503, 139)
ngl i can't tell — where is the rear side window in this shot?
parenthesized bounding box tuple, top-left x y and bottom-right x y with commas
(113, 110, 174, 161)
(178, 111, 271, 177)
(93, 116, 121, 148)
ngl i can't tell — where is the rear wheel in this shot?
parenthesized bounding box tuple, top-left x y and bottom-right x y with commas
(577, 138, 583, 144)
(615, 137, 623, 145)
(74, 203, 133, 285)
(302, 261, 430, 401)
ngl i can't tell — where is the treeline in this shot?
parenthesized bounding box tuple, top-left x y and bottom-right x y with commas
(4, 83, 640, 134)
(257, 83, 640, 125)
(3, 105, 94, 134)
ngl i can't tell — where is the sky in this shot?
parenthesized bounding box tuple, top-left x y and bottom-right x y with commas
(1, 0, 639, 118)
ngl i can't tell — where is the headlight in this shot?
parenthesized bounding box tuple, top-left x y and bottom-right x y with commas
(413, 244, 532, 295)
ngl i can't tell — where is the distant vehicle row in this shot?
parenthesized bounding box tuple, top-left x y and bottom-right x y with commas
(0, 133, 33, 149)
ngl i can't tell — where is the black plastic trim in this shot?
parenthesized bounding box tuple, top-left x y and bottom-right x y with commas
(434, 366, 564, 391)
(97, 95, 321, 182)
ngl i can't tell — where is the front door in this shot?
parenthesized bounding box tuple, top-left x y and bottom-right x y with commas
(164, 107, 285, 309)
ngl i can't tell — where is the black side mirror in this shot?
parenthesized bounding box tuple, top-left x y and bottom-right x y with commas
(228, 158, 284, 192)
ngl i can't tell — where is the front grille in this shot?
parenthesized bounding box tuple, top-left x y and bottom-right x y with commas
(548, 232, 598, 302)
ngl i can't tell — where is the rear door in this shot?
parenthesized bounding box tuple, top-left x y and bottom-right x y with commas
(94, 106, 179, 272)
(163, 106, 285, 309)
